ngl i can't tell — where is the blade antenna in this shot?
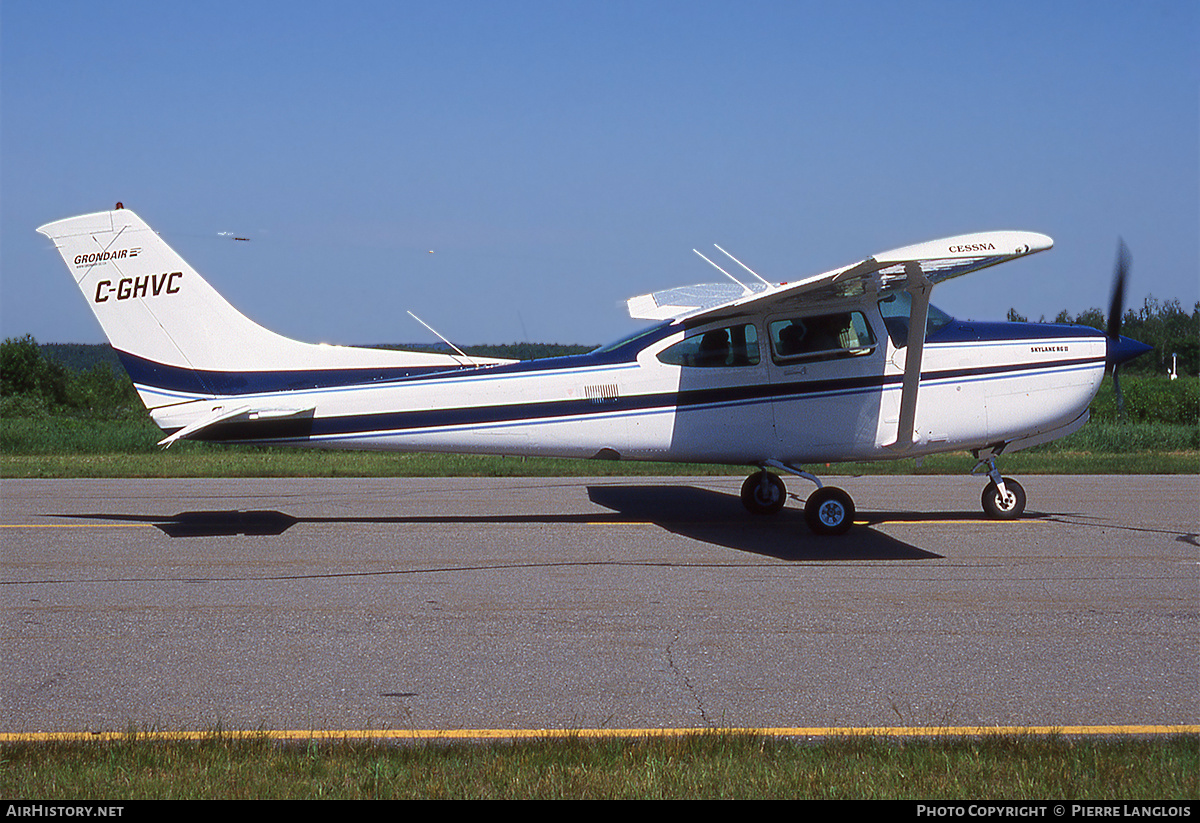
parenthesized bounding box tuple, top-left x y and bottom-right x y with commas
(693, 249, 752, 294)
(406, 311, 478, 367)
(714, 244, 772, 287)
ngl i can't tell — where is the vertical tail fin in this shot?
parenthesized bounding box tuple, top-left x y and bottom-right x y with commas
(38, 207, 508, 409)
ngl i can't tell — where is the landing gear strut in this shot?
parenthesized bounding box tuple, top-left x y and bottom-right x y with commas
(739, 462, 856, 536)
(973, 454, 1026, 520)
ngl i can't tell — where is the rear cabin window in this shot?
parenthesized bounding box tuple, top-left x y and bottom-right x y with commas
(768, 311, 876, 364)
(656, 323, 760, 368)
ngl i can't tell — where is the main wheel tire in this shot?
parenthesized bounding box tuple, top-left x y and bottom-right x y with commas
(804, 486, 855, 535)
(981, 477, 1026, 520)
(741, 471, 786, 515)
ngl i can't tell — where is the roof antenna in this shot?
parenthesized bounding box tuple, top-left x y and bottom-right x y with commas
(714, 244, 772, 286)
(693, 249, 752, 294)
(406, 310, 478, 367)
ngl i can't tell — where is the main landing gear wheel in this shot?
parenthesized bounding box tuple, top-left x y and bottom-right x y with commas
(741, 471, 786, 515)
(981, 477, 1026, 520)
(804, 486, 855, 536)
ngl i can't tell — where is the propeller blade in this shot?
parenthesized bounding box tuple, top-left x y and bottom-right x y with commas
(1107, 239, 1129, 340)
(1113, 364, 1125, 420)
(1104, 238, 1151, 367)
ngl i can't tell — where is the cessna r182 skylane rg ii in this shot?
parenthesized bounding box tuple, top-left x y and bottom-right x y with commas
(38, 206, 1151, 535)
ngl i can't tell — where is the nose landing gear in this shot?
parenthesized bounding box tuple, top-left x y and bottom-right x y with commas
(973, 454, 1027, 520)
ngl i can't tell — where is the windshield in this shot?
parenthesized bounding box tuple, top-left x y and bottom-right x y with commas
(591, 321, 673, 355)
(877, 291, 953, 347)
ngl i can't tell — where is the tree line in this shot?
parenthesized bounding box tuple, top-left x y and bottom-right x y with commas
(1006, 297, 1198, 377)
(1, 336, 140, 418)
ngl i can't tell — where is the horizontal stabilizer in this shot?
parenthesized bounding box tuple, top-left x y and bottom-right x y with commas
(157, 404, 314, 448)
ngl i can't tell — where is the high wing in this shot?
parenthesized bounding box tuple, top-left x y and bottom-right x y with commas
(628, 230, 1053, 452)
(627, 230, 1054, 323)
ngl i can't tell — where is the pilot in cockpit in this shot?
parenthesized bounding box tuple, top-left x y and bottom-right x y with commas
(695, 328, 731, 367)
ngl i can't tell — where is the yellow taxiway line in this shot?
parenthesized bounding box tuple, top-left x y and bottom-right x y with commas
(2, 725, 1196, 744)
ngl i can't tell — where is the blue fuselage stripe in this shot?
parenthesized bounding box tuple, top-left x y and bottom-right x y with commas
(117, 350, 467, 395)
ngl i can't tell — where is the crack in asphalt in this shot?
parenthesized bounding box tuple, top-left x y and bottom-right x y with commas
(667, 628, 712, 727)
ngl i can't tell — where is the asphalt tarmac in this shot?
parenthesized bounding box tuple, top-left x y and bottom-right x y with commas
(2, 475, 1197, 735)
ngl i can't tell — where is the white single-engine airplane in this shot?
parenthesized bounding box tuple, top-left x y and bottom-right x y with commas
(38, 206, 1151, 535)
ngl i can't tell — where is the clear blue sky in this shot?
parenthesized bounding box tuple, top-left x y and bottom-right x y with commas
(2, 0, 1196, 347)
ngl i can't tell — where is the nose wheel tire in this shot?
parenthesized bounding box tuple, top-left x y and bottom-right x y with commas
(804, 486, 855, 535)
(741, 471, 786, 515)
(981, 477, 1026, 520)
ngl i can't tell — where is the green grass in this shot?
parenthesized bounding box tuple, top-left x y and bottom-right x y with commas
(2, 733, 1196, 800)
(0, 414, 163, 453)
(3, 450, 1198, 478)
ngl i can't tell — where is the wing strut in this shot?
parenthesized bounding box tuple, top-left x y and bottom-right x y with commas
(887, 262, 933, 451)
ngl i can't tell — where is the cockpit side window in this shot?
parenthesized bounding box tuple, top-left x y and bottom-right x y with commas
(656, 323, 760, 368)
(768, 311, 876, 364)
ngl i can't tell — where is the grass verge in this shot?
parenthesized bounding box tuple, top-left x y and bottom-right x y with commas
(3, 449, 1199, 478)
(1, 733, 1196, 800)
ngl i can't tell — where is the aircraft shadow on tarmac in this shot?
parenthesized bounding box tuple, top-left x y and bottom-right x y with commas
(59, 485, 949, 560)
(584, 485, 941, 560)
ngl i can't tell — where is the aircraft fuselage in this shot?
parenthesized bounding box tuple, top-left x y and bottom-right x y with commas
(146, 298, 1107, 467)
